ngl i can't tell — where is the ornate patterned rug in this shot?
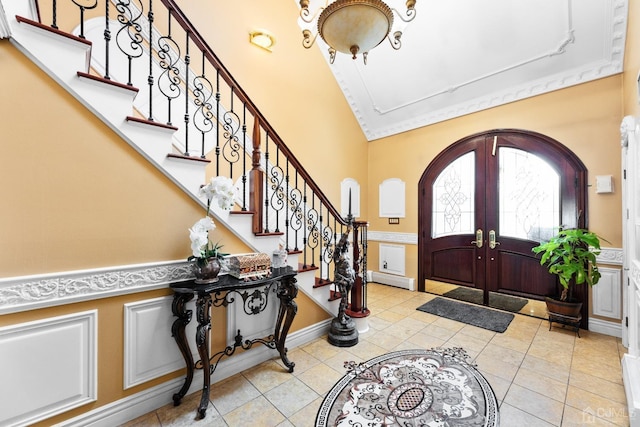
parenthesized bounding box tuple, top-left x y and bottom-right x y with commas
(315, 348, 499, 427)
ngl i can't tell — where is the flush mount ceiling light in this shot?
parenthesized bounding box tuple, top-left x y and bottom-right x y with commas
(299, 0, 416, 64)
(249, 30, 276, 52)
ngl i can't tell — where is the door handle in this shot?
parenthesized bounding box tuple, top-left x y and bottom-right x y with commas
(471, 229, 483, 248)
(489, 230, 500, 249)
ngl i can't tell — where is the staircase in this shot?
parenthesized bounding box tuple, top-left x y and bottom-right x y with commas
(1, 0, 369, 319)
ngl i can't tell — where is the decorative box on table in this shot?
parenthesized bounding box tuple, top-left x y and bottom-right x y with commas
(227, 253, 271, 281)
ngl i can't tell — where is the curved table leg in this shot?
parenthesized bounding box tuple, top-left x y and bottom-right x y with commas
(275, 276, 298, 372)
(170, 292, 195, 405)
(195, 292, 213, 419)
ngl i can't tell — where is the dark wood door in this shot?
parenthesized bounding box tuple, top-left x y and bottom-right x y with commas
(419, 130, 587, 304)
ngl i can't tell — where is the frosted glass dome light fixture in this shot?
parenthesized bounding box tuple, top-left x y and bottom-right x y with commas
(299, 0, 416, 65)
(249, 30, 276, 52)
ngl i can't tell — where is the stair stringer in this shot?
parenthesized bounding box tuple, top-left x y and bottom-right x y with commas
(5, 10, 339, 316)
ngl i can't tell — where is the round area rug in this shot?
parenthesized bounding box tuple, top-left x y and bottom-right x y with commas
(315, 347, 499, 427)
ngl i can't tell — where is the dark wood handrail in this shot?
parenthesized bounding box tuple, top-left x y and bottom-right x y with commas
(160, 0, 348, 226)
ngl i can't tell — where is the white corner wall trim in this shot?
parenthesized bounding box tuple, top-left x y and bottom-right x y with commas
(0, 310, 97, 427)
(0, 260, 193, 315)
(56, 318, 331, 427)
(368, 231, 418, 245)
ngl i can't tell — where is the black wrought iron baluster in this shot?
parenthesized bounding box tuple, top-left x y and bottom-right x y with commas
(51, 0, 58, 29)
(319, 204, 324, 279)
(157, 14, 180, 126)
(320, 207, 334, 281)
(241, 105, 248, 209)
(307, 193, 319, 268)
(222, 88, 241, 177)
(193, 51, 214, 158)
(215, 70, 221, 175)
(71, 0, 97, 39)
(183, 32, 190, 156)
(269, 146, 284, 233)
(263, 133, 270, 233)
(147, 0, 154, 120)
(115, 0, 144, 86)
(285, 158, 290, 250)
(289, 171, 303, 252)
(103, 0, 111, 80)
(331, 217, 337, 281)
(302, 182, 308, 268)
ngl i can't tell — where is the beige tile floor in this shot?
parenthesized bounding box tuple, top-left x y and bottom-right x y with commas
(121, 283, 629, 427)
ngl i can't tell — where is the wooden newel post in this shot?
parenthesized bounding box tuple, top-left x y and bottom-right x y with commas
(250, 117, 264, 234)
(350, 223, 363, 313)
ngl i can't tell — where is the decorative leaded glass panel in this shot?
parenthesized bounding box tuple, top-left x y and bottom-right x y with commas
(499, 148, 560, 242)
(432, 152, 474, 238)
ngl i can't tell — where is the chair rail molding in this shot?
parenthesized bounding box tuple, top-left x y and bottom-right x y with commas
(596, 247, 623, 266)
(368, 231, 418, 245)
(0, 261, 193, 315)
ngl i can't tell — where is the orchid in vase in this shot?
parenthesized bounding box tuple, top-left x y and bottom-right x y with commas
(188, 176, 238, 283)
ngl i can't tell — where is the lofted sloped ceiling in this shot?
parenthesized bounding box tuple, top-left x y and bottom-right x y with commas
(301, 0, 628, 141)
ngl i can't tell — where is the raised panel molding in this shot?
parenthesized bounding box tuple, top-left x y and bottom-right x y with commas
(0, 310, 97, 426)
(379, 178, 406, 218)
(0, 260, 193, 315)
(592, 267, 622, 320)
(124, 297, 197, 389)
(379, 244, 406, 276)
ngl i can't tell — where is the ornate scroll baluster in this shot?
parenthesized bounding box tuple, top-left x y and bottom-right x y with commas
(115, 0, 144, 86)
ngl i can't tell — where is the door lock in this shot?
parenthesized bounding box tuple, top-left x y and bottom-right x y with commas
(471, 229, 483, 248)
(489, 230, 500, 249)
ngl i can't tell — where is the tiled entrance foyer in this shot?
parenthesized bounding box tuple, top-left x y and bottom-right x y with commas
(122, 283, 629, 427)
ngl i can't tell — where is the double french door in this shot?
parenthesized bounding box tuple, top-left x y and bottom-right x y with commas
(418, 130, 587, 309)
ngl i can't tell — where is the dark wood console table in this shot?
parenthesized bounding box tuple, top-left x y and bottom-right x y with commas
(170, 267, 298, 419)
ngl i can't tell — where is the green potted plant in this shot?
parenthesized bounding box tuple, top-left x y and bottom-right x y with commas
(532, 228, 604, 319)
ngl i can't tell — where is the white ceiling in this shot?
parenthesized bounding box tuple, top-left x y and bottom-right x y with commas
(303, 0, 628, 141)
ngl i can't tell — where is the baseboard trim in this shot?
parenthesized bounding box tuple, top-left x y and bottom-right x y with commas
(56, 319, 331, 427)
(367, 270, 415, 291)
(589, 317, 622, 338)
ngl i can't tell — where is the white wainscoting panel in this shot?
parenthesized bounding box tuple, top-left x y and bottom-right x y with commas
(379, 244, 406, 276)
(0, 310, 97, 426)
(593, 266, 622, 320)
(379, 178, 406, 218)
(124, 296, 197, 389)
